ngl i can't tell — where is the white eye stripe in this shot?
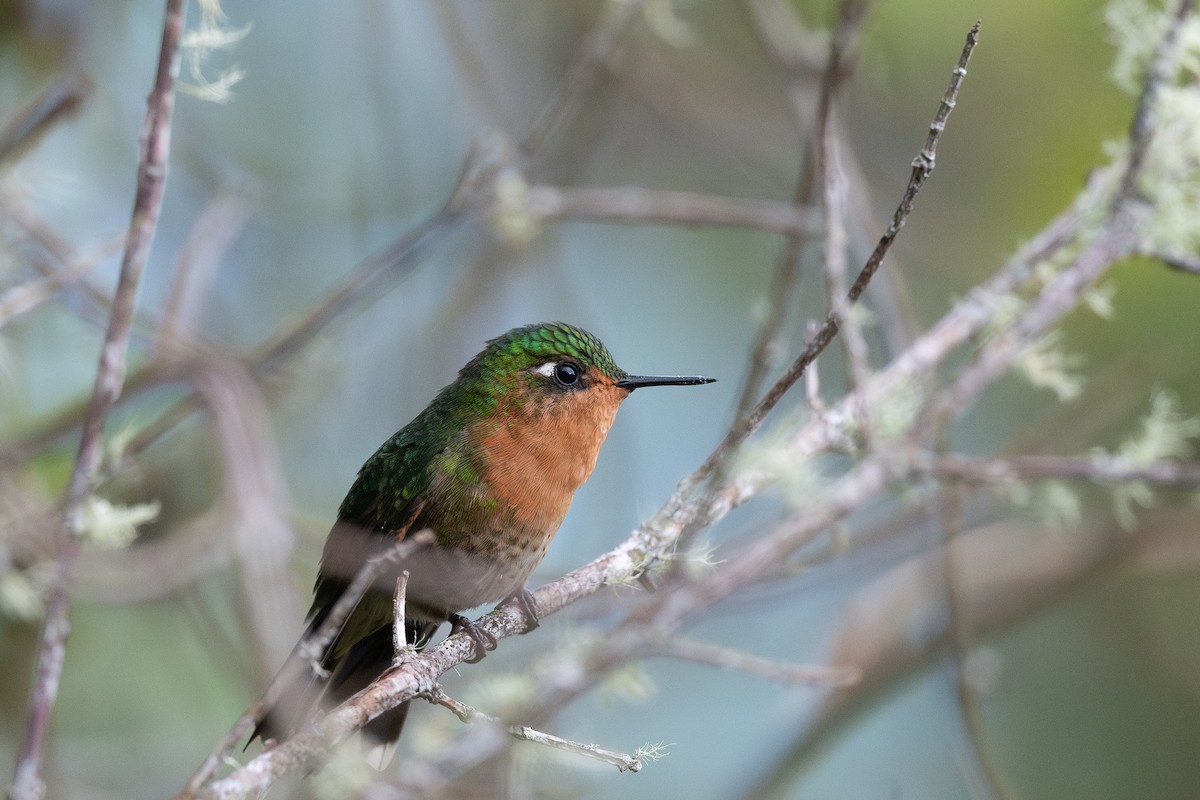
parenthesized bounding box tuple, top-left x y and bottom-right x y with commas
(533, 362, 559, 378)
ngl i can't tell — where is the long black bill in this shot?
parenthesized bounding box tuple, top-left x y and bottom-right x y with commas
(616, 374, 717, 391)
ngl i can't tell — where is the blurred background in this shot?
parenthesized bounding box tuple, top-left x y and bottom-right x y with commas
(2, 0, 1199, 798)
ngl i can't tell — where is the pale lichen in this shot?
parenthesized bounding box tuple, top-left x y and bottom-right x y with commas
(488, 167, 542, 247)
(0, 562, 54, 621)
(80, 495, 160, 549)
(1103, 390, 1200, 528)
(632, 740, 674, 762)
(1016, 330, 1085, 402)
(1106, 0, 1200, 257)
(179, 0, 251, 103)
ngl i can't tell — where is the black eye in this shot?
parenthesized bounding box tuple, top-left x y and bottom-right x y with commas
(553, 362, 581, 386)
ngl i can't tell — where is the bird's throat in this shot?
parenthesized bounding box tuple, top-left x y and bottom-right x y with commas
(473, 384, 625, 532)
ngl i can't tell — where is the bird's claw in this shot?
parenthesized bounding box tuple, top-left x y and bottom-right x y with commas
(448, 613, 497, 664)
(504, 588, 540, 633)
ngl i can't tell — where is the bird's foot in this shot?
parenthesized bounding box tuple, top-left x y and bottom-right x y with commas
(448, 613, 497, 664)
(503, 587, 540, 633)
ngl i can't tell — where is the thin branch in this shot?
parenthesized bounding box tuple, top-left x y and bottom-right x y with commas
(520, 0, 650, 154)
(426, 688, 643, 773)
(197, 363, 301, 673)
(3, 201, 130, 334)
(931, 452, 1200, 488)
(646, 637, 861, 687)
(0, 258, 99, 331)
(847, 19, 979, 305)
(0, 74, 90, 165)
(822, 133, 873, 402)
(9, 3, 185, 798)
(526, 184, 820, 237)
(154, 187, 255, 359)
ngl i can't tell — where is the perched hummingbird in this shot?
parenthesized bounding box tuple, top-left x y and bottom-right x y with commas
(254, 322, 714, 764)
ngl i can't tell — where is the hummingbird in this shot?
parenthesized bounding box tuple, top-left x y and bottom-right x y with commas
(253, 322, 714, 764)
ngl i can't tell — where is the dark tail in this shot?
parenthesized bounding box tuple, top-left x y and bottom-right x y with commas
(248, 614, 327, 747)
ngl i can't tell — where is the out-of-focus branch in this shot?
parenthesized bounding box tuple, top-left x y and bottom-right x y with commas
(196, 363, 301, 673)
(3, 202, 129, 333)
(154, 187, 256, 359)
(9, 2, 186, 798)
(817, 1, 872, 403)
(0, 258, 98, 332)
(0, 133, 511, 475)
(931, 452, 1200, 487)
(646, 637, 861, 687)
(521, 0, 650, 154)
(526, 184, 820, 237)
(0, 74, 90, 166)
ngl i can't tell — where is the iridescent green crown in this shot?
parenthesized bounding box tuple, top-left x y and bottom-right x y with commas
(477, 322, 625, 380)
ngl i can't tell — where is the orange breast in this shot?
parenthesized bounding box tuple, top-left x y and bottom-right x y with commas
(474, 383, 625, 535)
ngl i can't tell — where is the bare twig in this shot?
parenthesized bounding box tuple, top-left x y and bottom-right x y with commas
(425, 688, 643, 773)
(646, 637, 860, 687)
(393, 571, 411, 657)
(9, 3, 186, 798)
(846, 20, 979, 304)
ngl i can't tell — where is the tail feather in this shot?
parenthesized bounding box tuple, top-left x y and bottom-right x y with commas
(248, 618, 327, 747)
(250, 614, 439, 768)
